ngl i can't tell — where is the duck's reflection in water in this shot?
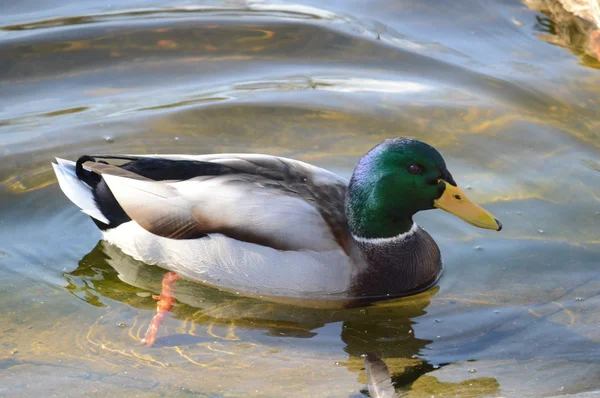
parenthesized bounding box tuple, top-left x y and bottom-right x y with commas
(67, 242, 514, 395)
(66, 241, 442, 386)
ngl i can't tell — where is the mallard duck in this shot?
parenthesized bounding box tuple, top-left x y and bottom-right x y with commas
(52, 138, 501, 304)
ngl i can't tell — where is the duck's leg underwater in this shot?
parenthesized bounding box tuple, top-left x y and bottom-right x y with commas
(141, 272, 180, 347)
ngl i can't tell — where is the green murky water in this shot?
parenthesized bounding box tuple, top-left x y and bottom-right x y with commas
(1, 0, 599, 396)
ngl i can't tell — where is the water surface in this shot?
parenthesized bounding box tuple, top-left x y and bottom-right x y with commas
(1, 0, 599, 396)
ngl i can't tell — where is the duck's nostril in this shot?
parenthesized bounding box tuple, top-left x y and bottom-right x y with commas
(454, 194, 461, 200)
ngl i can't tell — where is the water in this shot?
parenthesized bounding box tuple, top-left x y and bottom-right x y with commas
(1, 0, 599, 396)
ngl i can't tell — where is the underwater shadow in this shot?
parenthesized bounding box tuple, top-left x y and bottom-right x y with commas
(66, 241, 451, 392)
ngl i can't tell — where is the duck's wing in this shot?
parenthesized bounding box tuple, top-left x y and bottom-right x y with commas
(80, 154, 351, 253)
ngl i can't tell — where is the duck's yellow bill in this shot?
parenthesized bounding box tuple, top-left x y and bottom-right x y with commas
(433, 180, 502, 231)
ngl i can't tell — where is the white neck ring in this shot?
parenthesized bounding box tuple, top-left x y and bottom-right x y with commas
(351, 222, 418, 245)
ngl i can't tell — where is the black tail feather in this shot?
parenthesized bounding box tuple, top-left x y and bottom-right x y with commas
(76, 155, 103, 186)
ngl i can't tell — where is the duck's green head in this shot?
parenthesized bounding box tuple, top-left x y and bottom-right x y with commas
(346, 138, 501, 239)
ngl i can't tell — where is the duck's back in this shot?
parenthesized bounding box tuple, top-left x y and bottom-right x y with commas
(53, 154, 359, 299)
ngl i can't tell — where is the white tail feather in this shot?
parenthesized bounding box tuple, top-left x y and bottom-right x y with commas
(52, 158, 110, 224)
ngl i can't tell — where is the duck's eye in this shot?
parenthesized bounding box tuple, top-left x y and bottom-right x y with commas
(407, 164, 422, 175)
